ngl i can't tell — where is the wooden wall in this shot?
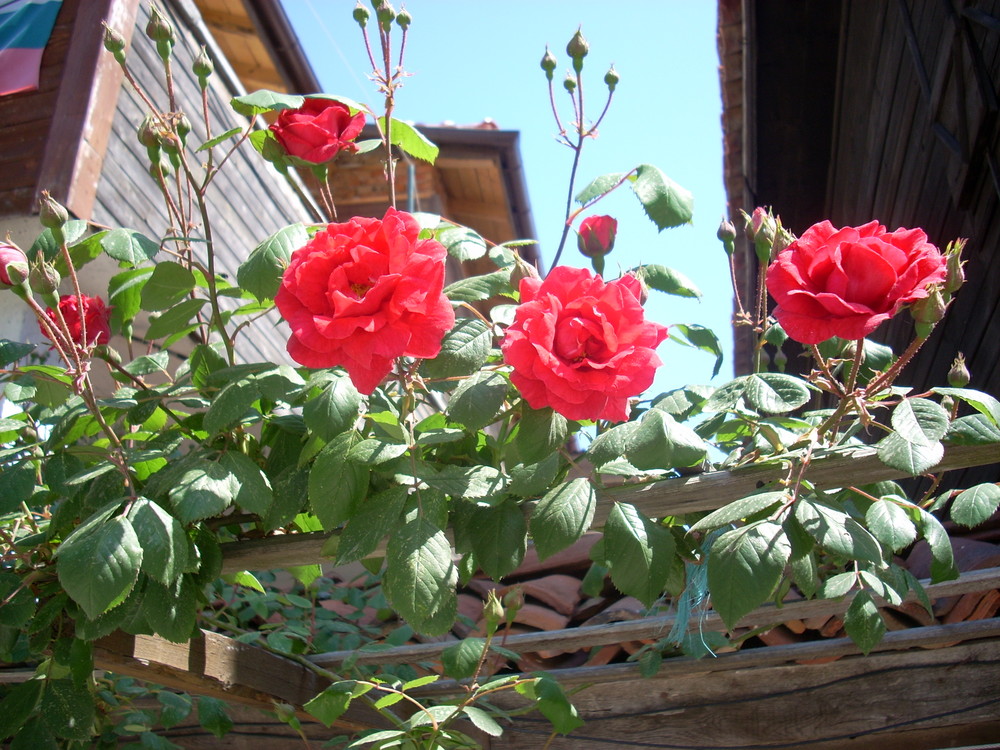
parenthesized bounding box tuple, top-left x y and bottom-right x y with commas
(89, 0, 318, 365)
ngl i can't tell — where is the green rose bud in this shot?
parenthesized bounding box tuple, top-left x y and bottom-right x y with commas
(540, 47, 557, 81)
(717, 217, 736, 256)
(910, 285, 947, 326)
(563, 73, 577, 93)
(604, 64, 619, 92)
(376, 1, 395, 30)
(193, 46, 213, 90)
(38, 191, 69, 231)
(175, 113, 192, 144)
(948, 352, 970, 388)
(396, 7, 411, 30)
(353, 2, 369, 26)
(943, 238, 966, 295)
(29, 257, 60, 295)
(102, 24, 127, 64)
(483, 590, 503, 634)
(145, 6, 175, 44)
(566, 27, 589, 73)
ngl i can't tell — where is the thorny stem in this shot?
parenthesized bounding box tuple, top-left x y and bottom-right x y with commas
(752, 263, 769, 373)
(865, 334, 931, 396)
(548, 143, 584, 274)
(810, 344, 846, 397)
(546, 78, 566, 137)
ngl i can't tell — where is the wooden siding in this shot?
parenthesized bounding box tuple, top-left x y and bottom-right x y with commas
(88, 0, 319, 365)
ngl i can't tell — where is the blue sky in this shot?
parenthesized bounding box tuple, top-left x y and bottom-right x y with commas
(280, 0, 733, 395)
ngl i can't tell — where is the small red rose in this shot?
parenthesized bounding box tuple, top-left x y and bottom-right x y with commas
(269, 98, 365, 164)
(576, 215, 617, 258)
(275, 208, 456, 394)
(501, 266, 667, 422)
(43, 294, 112, 348)
(766, 220, 947, 344)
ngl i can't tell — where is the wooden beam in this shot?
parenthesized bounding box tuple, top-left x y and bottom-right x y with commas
(220, 442, 1000, 574)
(92, 629, 386, 731)
(308, 566, 1000, 669)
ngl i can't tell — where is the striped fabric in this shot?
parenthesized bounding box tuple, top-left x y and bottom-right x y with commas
(0, 0, 64, 96)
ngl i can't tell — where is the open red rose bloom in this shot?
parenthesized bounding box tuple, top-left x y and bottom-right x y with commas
(502, 266, 667, 422)
(43, 294, 111, 348)
(269, 98, 365, 164)
(766, 220, 947, 344)
(276, 208, 455, 394)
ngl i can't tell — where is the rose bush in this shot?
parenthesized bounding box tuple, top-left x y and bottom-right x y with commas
(275, 207, 455, 393)
(42, 293, 111, 347)
(766, 219, 947, 344)
(502, 265, 667, 422)
(269, 97, 365, 164)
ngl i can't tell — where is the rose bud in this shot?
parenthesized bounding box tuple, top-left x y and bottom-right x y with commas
(103, 24, 127, 64)
(577, 215, 617, 258)
(193, 46, 213, 90)
(948, 352, 970, 388)
(563, 73, 577, 93)
(0, 242, 29, 288)
(943, 238, 966, 294)
(39, 191, 69, 231)
(540, 47, 557, 80)
(567, 28, 589, 72)
(269, 98, 365, 165)
(717, 217, 736, 256)
(395, 7, 411, 30)
(604, 65, 619, 92)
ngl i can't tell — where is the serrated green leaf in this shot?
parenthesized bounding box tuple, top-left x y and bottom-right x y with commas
(891, 398, 950, 446)
(309, 432, 368, 530)
(627, 409, 708, 470)
(146, 298, 207, 341)
(421, 318, 492, 378)
(39, 679, 95, 741)
(203, 379, 258, 436)
(0, 339, 35, 367)
(305, 682, 356, 727)
(444, 269, 512, 302)
(346, 437, 408, 465)
(57, 516, 143, 619)
(745, 373, 811, 413)
(946, 413, 1000, 444)
(507, 453, 560, 498)
(441, 638, 486, 680)
(630, 163, 693, 230)
(101, 228, 160, 265)
(932, 387, 1000, 425)
(196, 126, 242, 152)
(951, 483, 1000, 528)
(917, 508, 957, 582)
(586, 421, 639, 467)
(140, 261, 196, 311)
(231, 89, 304, 116)
(795, 498, 883, 563)
(513, 405, 568, 464)
(688, 491, 787, 533)
(220, 451, 273, 515)
(378, 117, 439, 163)
(865, 499, 917, 552)
(530, 478, 596, 561)
(462, 706, 503, 737)
(448, 370, 507, 430)
(336, 485, 408, 564)
(876, 431, 943, 475)
(844, 589, 885, 655)
(533, 675, 584, 735)
(635, 264, 702, 298)
(303, 373, 362, 441)
(128, 498, 188, 585)
(604, 502, 675, 607)
(123, 350, 170, 376)
(465, 501, 527, 579)
(143, 575, 198, 643)
(418, 464, 507, 500)
(439, 225, 488, 262)
(0, 679, 43, 741)
(707, 520, 790, 629)
(169, 460, 237, 523)
(197, 696, 232, 739)
(237, 223, 308, 301)
(575, 172, 625, 207)
(29, 220, 88, 262)
(383, 516, 457, 635)
(109, 267, 154, 332)
(670, 324, 724, 378)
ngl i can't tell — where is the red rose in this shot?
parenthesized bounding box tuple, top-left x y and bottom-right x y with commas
(0, 242, 27, 286)
(275, 208, 456, 394)
(576, 215, 617, 258)
(43, 294, 111, 347)
(766, 220, 947, 344)
(269, 98, 365, 164)
(501, 266, 667, 422)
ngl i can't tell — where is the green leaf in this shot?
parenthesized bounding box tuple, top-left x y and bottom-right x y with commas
(745, 373, 811, 414)
(204, 379, 258, 436)
(575, 172, 625, 207)
(630, 163, 693, 230)
(39, 679, 95, 741)
(305, 682, 356, 727)
(421, 318, 492, 378)
(671, 324, 724, 379)
(703, 376, 749, 412)
(231, 89, 304, 116)
(530, 478, 596, 561)
(0, 679, 43, 741)
(140, 261, 196, 311)
(101, 228, 160, 265)
(375, 117, 439, 163)
(891, 398, 950, 446)
(169, 459, 237, 523)
(128, 498, 189, 585)
(507, 453, 560, 498)
(441, 638, 486, 680)
(0, 460, 36, 514)
(465, 501, 527, 579)
(688, 491, 788, 533)
(0, 339, 35, 367)
(196, 126, 243, 152)
(143, 576, 199, 643)
(439, 226, 488, 262)
(946, 413, 1000, 445)
(917, 507, 958, 582)
(532, 675, 584, 735)
(418, 464, 507, 500)
(156, 692, 192, 730)
(447, 371, 508, 430)
(794, 498, 884, 563)
(303, 373, 362, 441)
(123, 350, 170, 376)
(627, 409, 708, 470)
(336, 485, 408, 564)
(604, 502, 675, 607)
(932, 387, 1000, 425)
(237, 223, 308, 301)
(513, 406, 568, 465)
(346, 437, 408, 465)
(57, 515, 143, 619)
(0, 572, 34, 627)
(635, 264, 702, 298)
(383, 516, 457, 635)
(29, 219, 88, 262)
(586, 421, 639, 467)
(197, 696, 233, 739)
(444, 269, 512, 302)
(462, 706, 503, 737)
(146, 298, 207, 340)
(309, 432, 369, 530)
(220, 451, 273, 515)
(843, 589, 885, 655)
(865, 499, 917, 552)
(109, 267, 154, 332)
(707, 520, 791, 630)
(876, 431, 943, 475)
(951, 483, 1000, 528)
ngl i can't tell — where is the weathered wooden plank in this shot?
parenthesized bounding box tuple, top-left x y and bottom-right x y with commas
(220, 442, 1000, 574)
(486, 635, 1000, 750)
(308, 567, 1000, 669)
